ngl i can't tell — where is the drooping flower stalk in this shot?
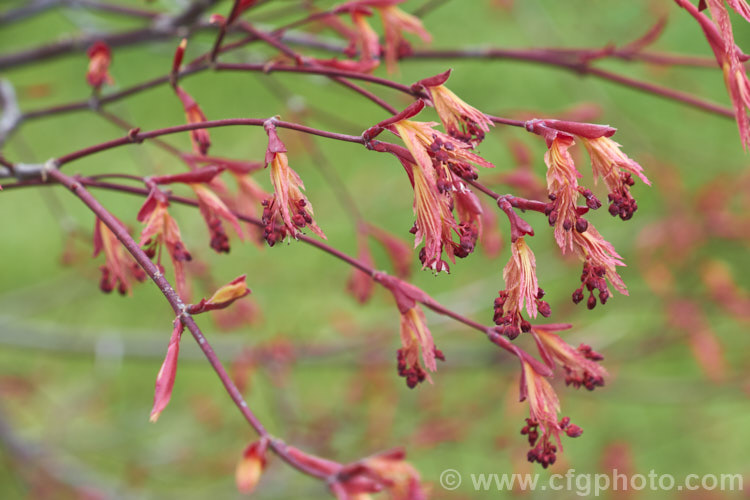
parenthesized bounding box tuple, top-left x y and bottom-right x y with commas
(412, 69, 494, 146)
(174, 87, 212, 156)
(570, 222, 628, 309)
(524, 118, 648, 308)
(676, 0, 750, 148)
(493, 237, 550, 339)
(137, 187, 193, 298)
(262, 120, 326, 244)
(191, 183, 245, 253)
(582, 136, 651, 220)
(92, 217, 146, 294)
(531, 323, 607, 390)
(389, 115, 493, 272)
(519, 361, 582, 468)
(374, 273, 445, 388)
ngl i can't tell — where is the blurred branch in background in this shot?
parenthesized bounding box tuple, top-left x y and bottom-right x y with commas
(0, 401, 132, 499)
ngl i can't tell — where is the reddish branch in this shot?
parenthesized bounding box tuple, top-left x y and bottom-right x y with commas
(9, 25, 736, 135)
(55, 118, 365, 166)
(408, 49, 735, 118)
(45, 114, 543, 240)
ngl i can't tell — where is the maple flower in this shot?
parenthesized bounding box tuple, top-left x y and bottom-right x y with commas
(137, 188, 192, 298)
(581, 136, 651, 220)
(191, 183, 244, 253)
(413, 69, 494, 146)
(312, 9, 380, 72)
(262, 121, 326, 244)
(374, 273, 445, 388)
(175, 86, 211, 155)
(406, 157, 457, 273)
(531, 324, 607, 390)
(235, 439, 268, 494)
(526, 117, 648, 247)
(570, 222, 627, 309)
(148, 165, 243, 254)
(519, 361, 582, 468)
(493, 237, 550, 339)
(376, 1, 431, 72)
(86, 41, 114, 89)
(180, 154, 268, 244)
(350, 8, 382, 67)
(92, 218, 146, 295)
(678, 0, 750, 148)
(351, 449, 426, 500)
(390, 118, 493, 271)
(234, 172, 270, 244)
(453, 186, 482, 257)
(150, 319, 184, 422)
(393, 118, 494, 181)
(398, 305, 442, 388)
(340, 0, 431, 72)
(283, 445, 425, 499)
(541, 133, 582, 252)
(725, 0, 750, 21)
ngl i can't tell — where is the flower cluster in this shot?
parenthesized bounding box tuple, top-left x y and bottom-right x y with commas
(374, 99, 493, 272)
(412, 69, 494, 146)
(532, 324, 607, 390)
(374, 272, 445, 388)
(137, 186, 193, 297)
(92, 217, 146, 295)
(679, 0, 750, 148)
(333, 0, 432, 72)
(525, 119, 648, 306)
(261, 120, 326, 245)
(519, 361, 580, 468)
(284, 446, 426, 499)
(493, 237, 551, 338)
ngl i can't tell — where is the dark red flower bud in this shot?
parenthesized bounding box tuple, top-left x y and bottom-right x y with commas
(587, 295, 597, 310)
(566, 424, 583, 438)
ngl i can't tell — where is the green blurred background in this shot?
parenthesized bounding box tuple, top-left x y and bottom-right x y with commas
(1, 0, 749, 498)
